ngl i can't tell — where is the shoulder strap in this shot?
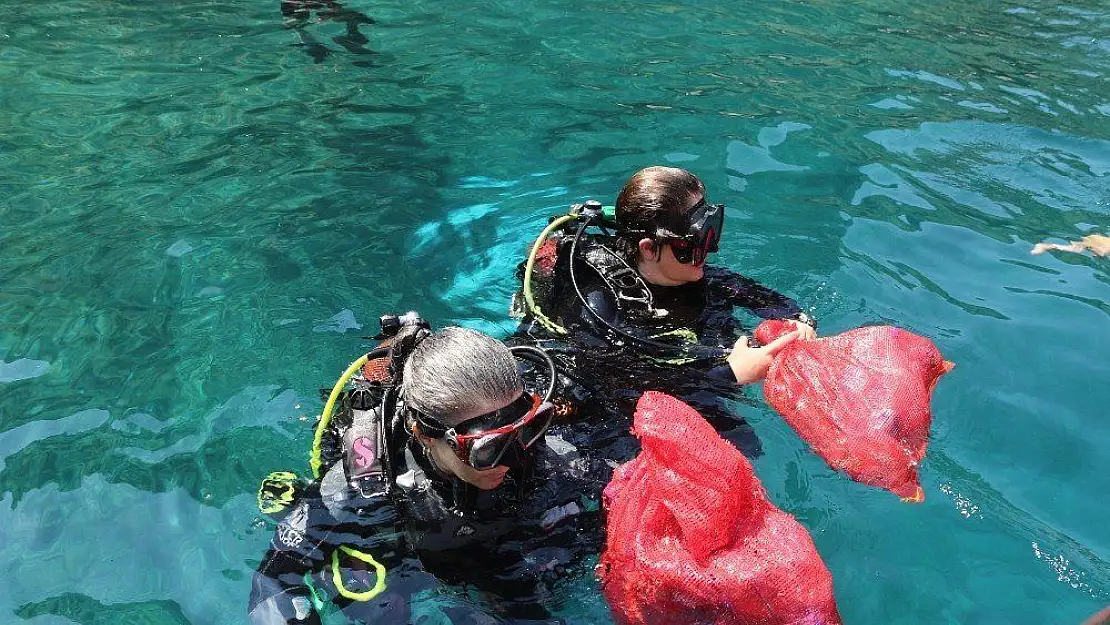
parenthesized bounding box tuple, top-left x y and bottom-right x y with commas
(579, 237, 660, 318)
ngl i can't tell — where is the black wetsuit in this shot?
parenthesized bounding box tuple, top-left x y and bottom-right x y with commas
(248, 405, 604, 625)
(514, 238, 810, 459)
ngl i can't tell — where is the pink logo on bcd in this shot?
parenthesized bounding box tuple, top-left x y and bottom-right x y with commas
(353, 437, 376, 469)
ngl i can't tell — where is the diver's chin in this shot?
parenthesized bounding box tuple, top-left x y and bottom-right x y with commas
(682, 265, 704, 283)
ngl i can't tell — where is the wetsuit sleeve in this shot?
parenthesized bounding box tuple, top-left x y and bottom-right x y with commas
(706, 268, 814, 384)
(248, 491, 336, 625)
(706, 363, 739, 384)
(713, 268, 812, 325)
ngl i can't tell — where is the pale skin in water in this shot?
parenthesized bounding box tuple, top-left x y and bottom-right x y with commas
(1081, 604, 1110, 625)
(635, 193, 817, 386)
(1031, 234, 1110, 257)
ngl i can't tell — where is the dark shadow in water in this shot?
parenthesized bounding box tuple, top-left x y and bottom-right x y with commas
(17, 593, 191, 625)
(0, 426, 293, 508)
(281, 0, 375, 66)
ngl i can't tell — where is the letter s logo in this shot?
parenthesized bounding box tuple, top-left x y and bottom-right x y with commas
(353, 437, 376, 469)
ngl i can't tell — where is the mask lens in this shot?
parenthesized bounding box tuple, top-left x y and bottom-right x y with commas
(669, 201, 725, 265)
(694, 203, 724, 265)
(704, 206, 723, 252)
(669, 240, 695, 264)
(458, 393, 544, 470)
(694, 226, 716, 266)
(468, 434, 513, 470)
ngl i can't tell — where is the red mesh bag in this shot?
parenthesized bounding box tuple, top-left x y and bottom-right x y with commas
(755, 320, 954, 501)
(535, 238, 560, 273)
(599, 391, 843, 625)
(361, 336, 396, 383)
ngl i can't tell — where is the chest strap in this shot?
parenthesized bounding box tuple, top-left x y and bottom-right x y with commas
(580, 238, 663, 319)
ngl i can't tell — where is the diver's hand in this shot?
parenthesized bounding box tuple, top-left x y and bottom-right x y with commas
(783, 319, 817, 341)
(727, 331, 799, 384)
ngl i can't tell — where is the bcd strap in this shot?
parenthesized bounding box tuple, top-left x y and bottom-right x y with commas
(580, 239, 660, 319)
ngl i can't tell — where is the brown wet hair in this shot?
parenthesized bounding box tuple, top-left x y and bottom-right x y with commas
(614, 166, 705, 261)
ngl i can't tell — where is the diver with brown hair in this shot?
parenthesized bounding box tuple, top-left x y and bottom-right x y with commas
(511, 166, 816, 456)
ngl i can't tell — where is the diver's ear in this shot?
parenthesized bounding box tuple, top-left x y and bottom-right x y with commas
(638, 237, 659, 261)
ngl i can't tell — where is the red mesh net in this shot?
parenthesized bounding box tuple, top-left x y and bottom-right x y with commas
(361, 336, 396, 383)
(536, 238, 560, 274)
(755, 320, 954, 501)
(600, 391, 843, 625)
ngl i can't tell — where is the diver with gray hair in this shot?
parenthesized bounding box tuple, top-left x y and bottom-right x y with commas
(248, 313, 597, 624)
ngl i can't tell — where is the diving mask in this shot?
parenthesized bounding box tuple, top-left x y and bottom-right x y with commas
(665, 197, 724, 265)
(416, 392, 555, 470)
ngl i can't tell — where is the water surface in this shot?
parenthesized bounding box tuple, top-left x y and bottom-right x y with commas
(1, 0, 1108, 623)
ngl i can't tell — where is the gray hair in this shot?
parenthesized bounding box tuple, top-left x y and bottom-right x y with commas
(402, 326, 523, 426)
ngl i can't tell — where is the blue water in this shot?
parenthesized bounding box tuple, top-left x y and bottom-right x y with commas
(1, 0, 1108, 623)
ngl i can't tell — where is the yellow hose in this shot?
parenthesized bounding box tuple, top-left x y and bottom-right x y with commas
(331, 546, 388, 601)
(523, 214, 578, 335)
(310, 354, 370, 479)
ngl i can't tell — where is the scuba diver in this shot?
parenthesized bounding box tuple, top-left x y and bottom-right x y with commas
(511, 166, 816, 457)
(249, 314, 601, 624)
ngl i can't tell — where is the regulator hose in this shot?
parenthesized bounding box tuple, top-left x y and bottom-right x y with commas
(523, 214, 579, 335)
(310, 346, 390, 479)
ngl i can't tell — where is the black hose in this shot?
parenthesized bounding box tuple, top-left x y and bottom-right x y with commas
(509, 345, 558, 402)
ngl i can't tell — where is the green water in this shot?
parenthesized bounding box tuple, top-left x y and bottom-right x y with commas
(1, 0, 1108, 622)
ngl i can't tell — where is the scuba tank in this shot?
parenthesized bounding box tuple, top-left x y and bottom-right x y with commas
(341, 387, 391, 498)
(311, 312, 429, 480)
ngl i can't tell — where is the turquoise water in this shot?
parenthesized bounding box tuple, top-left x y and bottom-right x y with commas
(1, 0, 1108, 622)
